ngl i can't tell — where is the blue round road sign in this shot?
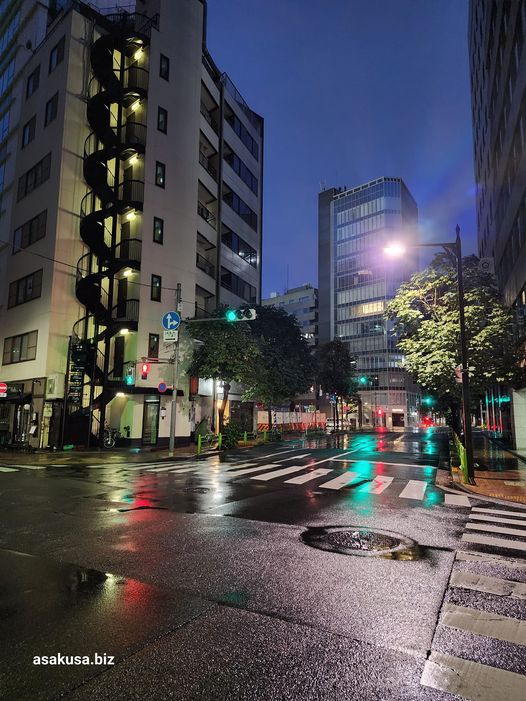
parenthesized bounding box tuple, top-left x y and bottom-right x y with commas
(162, 311, 181, 331)
(158, 382, 167, 393)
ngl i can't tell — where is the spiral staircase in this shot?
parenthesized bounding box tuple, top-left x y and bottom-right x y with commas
(66, 12, 156, 445)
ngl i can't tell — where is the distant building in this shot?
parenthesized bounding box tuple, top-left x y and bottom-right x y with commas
(318, 177, 421, 428)
(468, 0, 526, 448)
(262, 285, 318, 346)
(0, 0, 263, 447)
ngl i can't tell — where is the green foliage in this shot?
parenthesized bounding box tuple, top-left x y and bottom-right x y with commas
(314, 339, 357, 399)
(242, 305, 315, 406)
(221, 422, 243, 449)
(386, 254, 524, 400)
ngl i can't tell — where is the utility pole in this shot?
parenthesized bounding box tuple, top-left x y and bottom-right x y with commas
(168, 283, 182, 457)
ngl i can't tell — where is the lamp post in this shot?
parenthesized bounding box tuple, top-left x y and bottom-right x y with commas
(384, 225, 475, 484)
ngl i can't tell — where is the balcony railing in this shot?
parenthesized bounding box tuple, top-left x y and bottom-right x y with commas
(200, 102, 219, 134)
(196, 252, 215, 279)
(197, 201, 216, 228)
(199, 150, 217, 180)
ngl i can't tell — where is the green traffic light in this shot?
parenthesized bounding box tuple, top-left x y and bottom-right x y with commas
(226, 309, 237, 322)
(423, 396, 434, 406)
(359, 376, 367, 384)
(126, 374, 134, 386)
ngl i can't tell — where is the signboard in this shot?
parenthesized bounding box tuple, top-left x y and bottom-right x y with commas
(158, 382, 167, 393)
(0, 383, 7, 393)
(162, 311, 181, 331)
(163, 329, 179, 342)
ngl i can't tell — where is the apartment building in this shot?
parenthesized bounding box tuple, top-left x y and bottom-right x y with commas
(318, 177, 421, 428)
(0, 0, 263, 448)
(468, 0, 526, 448)
(262, 284, 318, 346)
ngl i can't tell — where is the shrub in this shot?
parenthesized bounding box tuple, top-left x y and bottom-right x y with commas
(221, 422, 243, 449)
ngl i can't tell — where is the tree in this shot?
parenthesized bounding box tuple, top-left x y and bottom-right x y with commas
(386, 253, 524, 431)
(187, 309, 260, 433)
(242, 305, 316, 429)
(314, 340, 357, 430)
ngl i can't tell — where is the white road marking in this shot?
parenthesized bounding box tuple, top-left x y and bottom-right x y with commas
(466, 522, 526, 538)
(355, 475, 394, 494)
(218, 462, 256, 469)
(252, 465, 311, 481)
(469, 513, 526, 527)
(229, 463, 280, 477)
(308, 449, 361, 467)
(398, 479, 427, 500)
(471, 507, 526, 519)
(277, 453, 311, 461)
(4, 464, 47, 470)
(444, 493, 471, 507)
(441, 603, 526, 646)
(0, 466, 18, 472)
(319, 471, 359, 490)
(284, 468, 332, 484)
(330, 459, 435, 470)
(421, 650, 526, 701)
(450, 570, 526, 598)
(504, 480, 526, 487)
(462, 533, 526, 552)
(259, 449, 307, 458)
(456, 551, 526, 569)
(149, 464, 197, 472)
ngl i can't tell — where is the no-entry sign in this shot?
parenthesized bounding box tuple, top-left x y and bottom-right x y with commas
(0, 383, 7, 393)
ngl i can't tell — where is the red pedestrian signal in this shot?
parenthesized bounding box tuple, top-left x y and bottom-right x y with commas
(141, 363, 150, 380)
(377, 408, 382, 415)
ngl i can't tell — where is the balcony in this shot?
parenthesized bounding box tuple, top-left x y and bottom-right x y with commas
(196, 252, 215, 279)
(200, 102, 218, 134)
(197, 201, 216, 229)
(199, 150, 217, 181)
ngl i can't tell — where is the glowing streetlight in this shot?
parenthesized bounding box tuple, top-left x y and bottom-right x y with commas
(384, 243, 407, 257)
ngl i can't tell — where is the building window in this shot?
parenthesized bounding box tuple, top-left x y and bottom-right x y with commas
(151, 274, 161, 301)
(221, 227, 257, 268)
(148, 333, 159, 358)
(44, 92, 58, 126)
(2, 330, 38, 365)
(220, 266, 256, 303)
(223, 189, 257, 231)
(8, 269, 43, 308)
(21, 116, 36, 148)
(155, 161, 165, 188)
(224, 145, 258, 195)
(49, 36, 65, 73)
(17, 153, 51, 201)
(159, 54, 169, 80)
(226, 112, 259, 160)
(26, 66, 40, 98)
(13, 210, 47, 252)
(153, 216, 164, 244)
(157, 106, 167, 133)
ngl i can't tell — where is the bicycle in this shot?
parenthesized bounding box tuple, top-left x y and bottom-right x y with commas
(103, 426, 121, 449)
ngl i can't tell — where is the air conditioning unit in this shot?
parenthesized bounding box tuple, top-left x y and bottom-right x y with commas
(46, 373, 65, 399)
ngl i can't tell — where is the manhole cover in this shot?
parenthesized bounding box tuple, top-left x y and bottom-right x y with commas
(301, 526, 421, 559)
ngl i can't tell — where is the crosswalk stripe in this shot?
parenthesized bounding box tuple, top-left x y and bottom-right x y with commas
(398, 479, 427, 500)
(229, 463, 280, 477)
(466, 522, 526, 538)
(329, 459, 435, 470)
(252, 465, 310, 481)
(441, 603, 526, 646)
(355, 475, 394, 494)
(470, 513, 526, 527)
(421, 651, 526, 701)
(149, 464, 196, 472)
(308, 449, 360, 468)
(0, 466, 18, 472)
(462, 533, 526, 552)
(260, 449, 307, 458)
(444, 493, 471, 507)
(318, 471, 359, 490)
(284, 468, 332, 484)
(456, 551, 526, 569)
(472, 507, 526, 520)
(277, 453, 311, 461)
(450, 570, 526, 598)
(219, 462, 256, 469)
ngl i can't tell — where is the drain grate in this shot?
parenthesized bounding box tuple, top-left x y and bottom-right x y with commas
(301, 526, 421, 559)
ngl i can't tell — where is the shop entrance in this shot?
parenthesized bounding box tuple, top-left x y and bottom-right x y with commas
(142, 396, 159, 446)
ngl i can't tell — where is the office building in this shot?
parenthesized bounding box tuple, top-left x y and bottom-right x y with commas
(262, 284, 318, 346)
(468, 0, 526, 448)
(318, 177, 421, 428)
(0, 0, 263, 447)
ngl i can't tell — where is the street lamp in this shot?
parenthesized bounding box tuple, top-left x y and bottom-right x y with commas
(384, 225, 475, 484)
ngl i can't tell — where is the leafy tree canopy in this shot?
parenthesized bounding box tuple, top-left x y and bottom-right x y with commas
(386, 253, 524, 399)
(314, 339, 357, 399)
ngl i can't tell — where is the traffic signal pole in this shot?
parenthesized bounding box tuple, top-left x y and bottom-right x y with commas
(169, 283, 182, 457)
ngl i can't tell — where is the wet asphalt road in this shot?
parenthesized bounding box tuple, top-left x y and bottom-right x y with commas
(1, 429, 525, 700)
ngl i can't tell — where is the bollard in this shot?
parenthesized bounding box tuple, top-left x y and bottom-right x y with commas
(263, 430, 267, 442)
(197, 433, 202, 455)
(217, 432, 222, 450)
(244, 431, 248, 444)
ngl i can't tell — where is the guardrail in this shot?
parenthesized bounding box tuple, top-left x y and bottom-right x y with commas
(196, 432, 222, 454)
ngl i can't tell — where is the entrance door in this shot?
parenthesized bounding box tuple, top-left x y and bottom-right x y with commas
(142, 396, 159, 446)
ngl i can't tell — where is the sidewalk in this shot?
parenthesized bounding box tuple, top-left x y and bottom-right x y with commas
(447, 431, 526, 504)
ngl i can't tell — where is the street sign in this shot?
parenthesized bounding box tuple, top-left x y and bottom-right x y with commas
(0, 383, 6, 394)
(163, 329, 179, 342)
(0, 394, 6, 398)
(158, 382, 167, 393)
(162, 311, 181, 331)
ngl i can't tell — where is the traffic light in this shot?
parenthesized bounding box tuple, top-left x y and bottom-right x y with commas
(377, 408, 383, 415)
(141, 363, 150, 380)
(126, 366, 135, 386)
(225, 307, 257, 322)
(423, 396, 434, 406)
(359, 376, 368, 385)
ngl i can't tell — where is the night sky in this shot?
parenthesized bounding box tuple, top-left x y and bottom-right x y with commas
(206, 0, 476, 297)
